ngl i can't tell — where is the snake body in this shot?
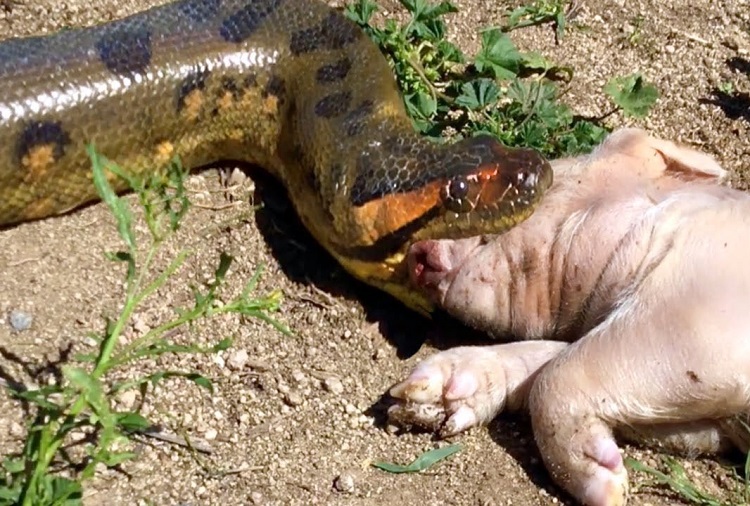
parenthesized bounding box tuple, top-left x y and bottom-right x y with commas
(0, 0, 552, 314)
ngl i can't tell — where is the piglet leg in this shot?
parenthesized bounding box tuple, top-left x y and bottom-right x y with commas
(388, 341, 567, 436)
(529, 295, 750, 506)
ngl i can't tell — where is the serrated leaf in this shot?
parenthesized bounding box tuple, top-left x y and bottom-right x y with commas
(603, 73, 659, 118)
(64, 366, 106, 416)
(405, 91, 438, 120)
(372, 444, 462, 473)
(344, 0, 379, 25)
(88, 145, 135, 251)
(456, 78, 500, 110)
(475, 29, 522, 79)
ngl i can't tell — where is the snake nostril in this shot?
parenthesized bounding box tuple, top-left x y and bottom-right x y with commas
(517, 170, 536, 188)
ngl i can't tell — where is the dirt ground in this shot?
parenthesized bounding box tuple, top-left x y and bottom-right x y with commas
(1, 0, 749, 505)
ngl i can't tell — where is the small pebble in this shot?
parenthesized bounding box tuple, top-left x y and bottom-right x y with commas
(250, 491, 264, 505)
(204, 428, 218, 440)
(9, 310, 32, 331)
(8, 422, 24, 438)
(227, 349, 249, 370)
(372, 347, 388, 361)
(333, 471, 355, 493)
(291, 369, 307, 384)
(117, 390, 138, 411)
(284, 391, 303, 407)
(323, 377, 344, 394)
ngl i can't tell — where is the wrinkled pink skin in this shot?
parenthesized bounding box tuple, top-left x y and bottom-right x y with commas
(388, 129, 750, 506)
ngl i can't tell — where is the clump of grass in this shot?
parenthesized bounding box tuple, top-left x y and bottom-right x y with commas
(502, 0, 574, 43)
(345, 0, 659, 160)
(0, 149, 289, 506)
(627, 452, 750, 506)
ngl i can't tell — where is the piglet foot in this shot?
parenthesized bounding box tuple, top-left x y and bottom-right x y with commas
(576, 432, 629, 506)
(388, 347, 507, 437)
(533, 404, 629, 505)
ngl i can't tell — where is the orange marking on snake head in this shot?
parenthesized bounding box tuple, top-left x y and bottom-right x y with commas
(21, 144, 56, 183)
(353, 181, 443, 243)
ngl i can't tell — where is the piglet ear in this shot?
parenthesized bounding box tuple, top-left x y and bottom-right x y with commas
(648, 135, 729, 184)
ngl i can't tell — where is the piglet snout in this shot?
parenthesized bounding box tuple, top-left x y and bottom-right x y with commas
(407, 237, 484, 301)
(408, 240, 451, 291)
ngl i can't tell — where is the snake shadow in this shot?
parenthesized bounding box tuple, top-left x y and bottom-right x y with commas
(248, 167, 599, 503)
(249, 166, 494, 359)
(699, 56, 750, 123)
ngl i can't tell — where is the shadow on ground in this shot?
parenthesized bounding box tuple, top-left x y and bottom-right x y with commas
(701, 56, 750, 123)
(248, 166, 497, 359)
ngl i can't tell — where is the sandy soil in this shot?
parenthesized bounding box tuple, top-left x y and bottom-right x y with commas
(0, 0, 749, 505)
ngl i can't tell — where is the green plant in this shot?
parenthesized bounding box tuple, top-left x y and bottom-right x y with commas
(627, 452, 750, 506)
(503, 0, 572, 43)
(345, 0, 658, 160)
(0, 150, 289, 506)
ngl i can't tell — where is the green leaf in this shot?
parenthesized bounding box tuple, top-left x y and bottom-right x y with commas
(214, 252, 234, 286)
(212, 338, 233, 352)
(0, 485, 21, 502)
(344, 0, 379, 25)
(187, 374, 214, 393)
(475, 29, 523, 79)
(47, 475, 83, 506)
(145, 371, 214, 394)
(603, 73, 659, 118)
(97, 450, 137, 467)
(456, 79, 500, 110)
(372, 444, 463, 473)
(2, 457, 24, 474)
(116, 412, 151, 432)
(88, 145, 135, 251)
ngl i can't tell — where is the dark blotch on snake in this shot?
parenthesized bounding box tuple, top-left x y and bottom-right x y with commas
(16, 121, 71, 166)
(178, 0, 222, 23)
(342, 99, 374, 137)
(289, 12, 360, 55)
(263, 75, 287, 105)
(314, 91, 352, 118)
(315, 57, 352, 83)
(219, 0, 283, 43)
(96, 26, 152, 75)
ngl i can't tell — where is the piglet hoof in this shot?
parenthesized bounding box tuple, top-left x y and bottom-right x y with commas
(535, 416, 629, 506)
(579, 436, 629, 506)
(387, 347, 509, 437)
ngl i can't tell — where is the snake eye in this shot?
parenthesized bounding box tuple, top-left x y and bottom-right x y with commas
(443, 176, 472, 213)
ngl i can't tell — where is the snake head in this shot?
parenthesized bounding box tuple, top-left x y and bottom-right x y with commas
(413, 134, 553, 242)
(340, 134, 552, 316)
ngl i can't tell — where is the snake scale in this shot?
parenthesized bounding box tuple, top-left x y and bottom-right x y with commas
(0, 0, 552, 314)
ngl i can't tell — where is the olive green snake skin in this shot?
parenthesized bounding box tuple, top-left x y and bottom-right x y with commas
(0, 0, 552, 314)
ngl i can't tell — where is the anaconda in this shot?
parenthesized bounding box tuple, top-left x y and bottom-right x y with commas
(0, 0, 552, 314)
